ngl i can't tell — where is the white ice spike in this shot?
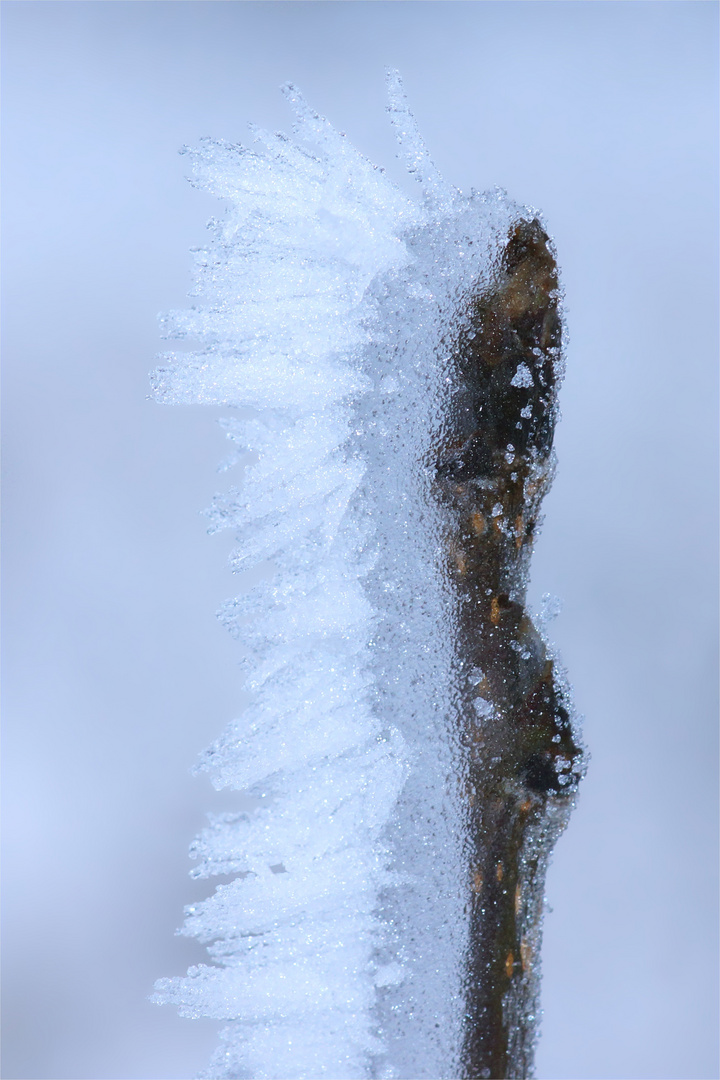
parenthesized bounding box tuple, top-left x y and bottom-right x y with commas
(153, 78, 526, 1080)
(385, 67, 457, 212)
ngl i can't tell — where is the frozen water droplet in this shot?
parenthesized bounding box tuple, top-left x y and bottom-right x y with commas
(510, 362, 533, 388)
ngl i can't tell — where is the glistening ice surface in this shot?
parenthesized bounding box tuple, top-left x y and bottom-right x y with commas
(152, 75, 550, 1080)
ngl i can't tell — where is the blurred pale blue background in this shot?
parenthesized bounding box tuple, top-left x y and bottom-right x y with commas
(2, 3, 718, 1078)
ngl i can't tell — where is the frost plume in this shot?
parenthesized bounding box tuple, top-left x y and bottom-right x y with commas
(152, 76, 535, 1079)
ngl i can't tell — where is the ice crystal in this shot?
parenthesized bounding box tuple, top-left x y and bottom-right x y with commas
(152, 73, 552, 1080)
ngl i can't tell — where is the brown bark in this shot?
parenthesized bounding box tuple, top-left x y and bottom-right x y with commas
(435, 220, 585, 1079)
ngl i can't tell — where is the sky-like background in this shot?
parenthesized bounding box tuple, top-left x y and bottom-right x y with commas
(2, 3, 718, 1078)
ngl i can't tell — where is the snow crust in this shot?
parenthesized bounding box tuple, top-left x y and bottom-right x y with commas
(152, 74, 531, 1079)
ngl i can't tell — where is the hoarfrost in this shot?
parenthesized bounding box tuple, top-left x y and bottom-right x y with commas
(152, 74, 563, 1079)
(510, 361, 534, 388)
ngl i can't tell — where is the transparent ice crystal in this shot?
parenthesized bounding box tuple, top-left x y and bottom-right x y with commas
(152, 73, 535, 1080)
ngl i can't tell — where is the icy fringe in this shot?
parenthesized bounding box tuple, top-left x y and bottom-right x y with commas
(152, 74, 530, 1080)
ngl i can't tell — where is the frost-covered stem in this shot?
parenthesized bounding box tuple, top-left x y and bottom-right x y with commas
(436, 220, 584, 1079)
(152, 77, 585, 1080)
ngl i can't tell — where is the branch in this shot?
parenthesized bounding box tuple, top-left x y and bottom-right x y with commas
(436, 219, 585, 1078)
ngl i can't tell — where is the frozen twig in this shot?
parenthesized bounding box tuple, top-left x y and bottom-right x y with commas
(436, 219, 585, 1077)
(152, 78, 584, 1080)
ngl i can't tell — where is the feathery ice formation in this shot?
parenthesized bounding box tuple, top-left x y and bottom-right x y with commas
(152, 73, 583, 1080)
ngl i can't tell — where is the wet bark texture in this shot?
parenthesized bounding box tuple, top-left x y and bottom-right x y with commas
(435, 220, 585, 1079)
